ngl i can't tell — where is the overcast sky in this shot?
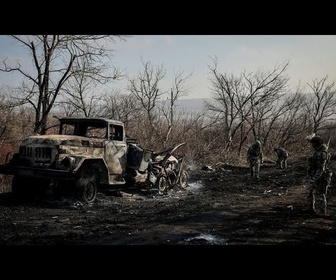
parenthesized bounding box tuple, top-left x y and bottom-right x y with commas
(1, 35, 335, 99)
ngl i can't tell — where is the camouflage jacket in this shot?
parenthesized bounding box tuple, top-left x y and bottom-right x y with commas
(274, 147, 288, 159)
(247, 144, 263, 162)
(308, 143, 330, 179)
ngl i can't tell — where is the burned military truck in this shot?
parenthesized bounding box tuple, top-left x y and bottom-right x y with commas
(0, 117, 189, 204)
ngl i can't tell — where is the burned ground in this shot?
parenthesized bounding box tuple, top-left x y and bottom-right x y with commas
(1, 156, 336, 247)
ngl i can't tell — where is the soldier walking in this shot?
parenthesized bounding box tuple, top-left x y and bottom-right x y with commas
(306, 135, 333, 216)
(247, 140, 263, 180)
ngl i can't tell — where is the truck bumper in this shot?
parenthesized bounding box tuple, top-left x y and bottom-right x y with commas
(14, 166, 75, 180)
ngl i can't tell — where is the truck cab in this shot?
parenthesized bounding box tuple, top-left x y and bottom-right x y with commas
(8, 118, 130, 203)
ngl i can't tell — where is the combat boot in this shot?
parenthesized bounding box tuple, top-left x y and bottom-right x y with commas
(250, 170, 254, 179)
(321, 195, 327, 216)
(321, 204, 327, 216)
(306, 208, 317, 215)
(307, 202, 316, 215)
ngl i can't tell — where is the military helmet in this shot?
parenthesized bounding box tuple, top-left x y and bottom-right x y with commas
(310, 135, 324, 145)
(254, 140, 261, 146)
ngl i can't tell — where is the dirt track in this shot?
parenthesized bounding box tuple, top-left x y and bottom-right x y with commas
(0, 157, 336, 246)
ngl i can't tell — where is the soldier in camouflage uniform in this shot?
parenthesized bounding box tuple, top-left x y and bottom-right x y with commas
(247, 140, 263, 180)
(306, 136, 333, 216)
(274, 147, 288, 169)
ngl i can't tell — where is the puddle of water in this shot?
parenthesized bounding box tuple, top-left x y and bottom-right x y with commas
(188, 181, 205, 190)
(184, 233, 228, 245)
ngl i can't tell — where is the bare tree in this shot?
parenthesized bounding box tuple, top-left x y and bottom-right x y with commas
(0, 89, 36, 155)
(243, 62, 290, 142)
(158, 69, 192, 147)
(127, 59, 166, 145)
(205, 56, 290, 159)
(305, 76, 336, 134)
(127, 59, 195, 149)
(0, 35, 129, 134)
(265, 89, 309, 151)
(100, 91, 142, 124)
(205, 57, 246, 154)
(56, 58, 111, 118)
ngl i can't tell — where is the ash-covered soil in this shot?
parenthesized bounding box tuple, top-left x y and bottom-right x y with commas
(1, 157, 336, 246)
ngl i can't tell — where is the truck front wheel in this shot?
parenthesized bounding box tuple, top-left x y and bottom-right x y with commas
(76, 167, 98, 204)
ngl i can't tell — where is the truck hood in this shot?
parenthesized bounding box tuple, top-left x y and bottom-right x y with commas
(21, 134, 105, 147)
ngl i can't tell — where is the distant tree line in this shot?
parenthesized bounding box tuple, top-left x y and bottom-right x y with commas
(1, 35, 336, 168)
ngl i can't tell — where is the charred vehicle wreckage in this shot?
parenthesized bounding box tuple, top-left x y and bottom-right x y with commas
(0, 117, 189, 204)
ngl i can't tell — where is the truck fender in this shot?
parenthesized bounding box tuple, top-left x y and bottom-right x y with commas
(73, 157, 109, 184)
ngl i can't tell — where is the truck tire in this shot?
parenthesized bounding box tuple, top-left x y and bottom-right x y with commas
(76, 167, 98, 204)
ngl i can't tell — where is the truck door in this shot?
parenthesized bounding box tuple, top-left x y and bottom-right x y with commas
(104, 123, 127, 176)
